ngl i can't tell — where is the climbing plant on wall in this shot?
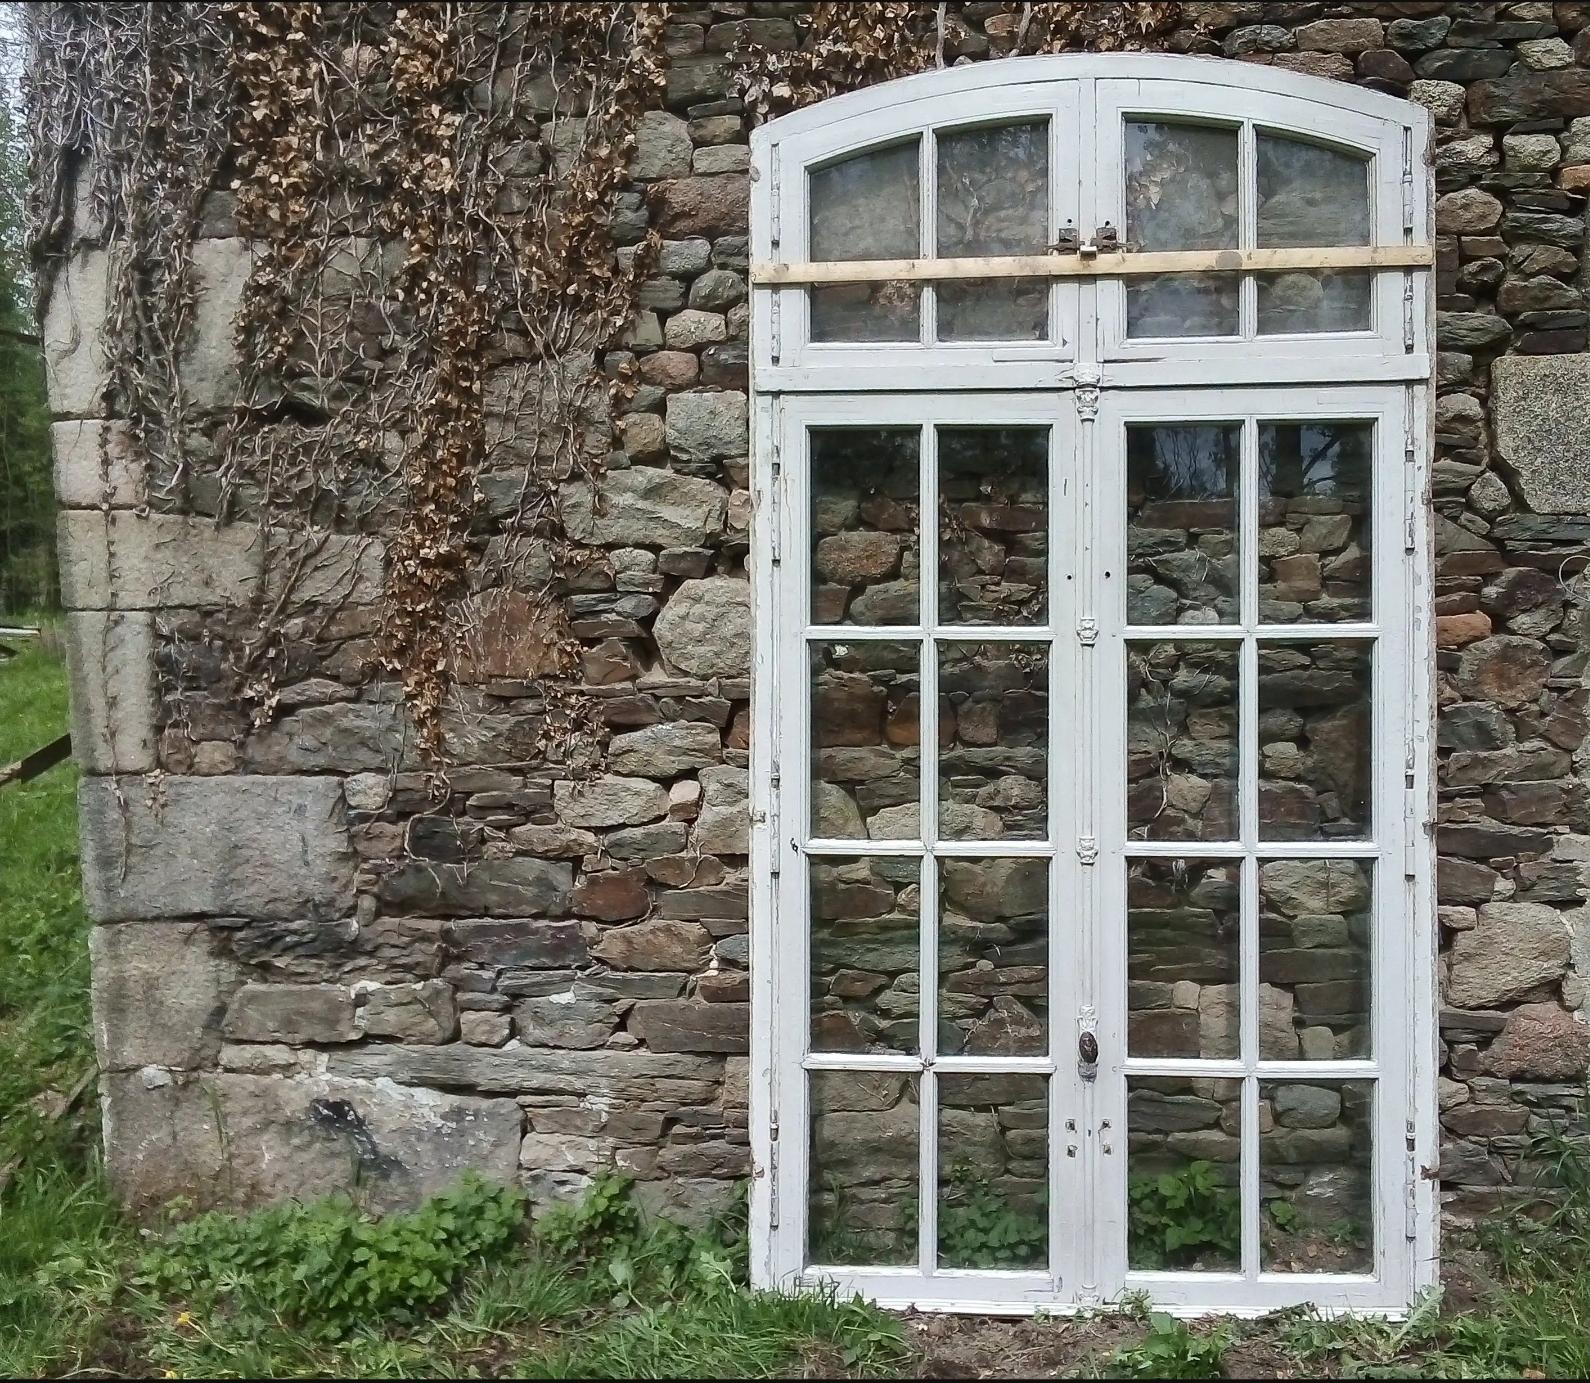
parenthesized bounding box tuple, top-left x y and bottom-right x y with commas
(22, 0, 1183, 767)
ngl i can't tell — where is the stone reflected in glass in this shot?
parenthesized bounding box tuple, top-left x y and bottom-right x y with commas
(809, 640, 920, 840)
(1257, 640, 1372, 841)
(1127, 1077, 1243, 1272)
(810, 429, 920, 626)
(1127, 641, 1240, 842)
(939, 427, 1049, 626)
(1259, 1079, 1374, 1274)
(1127, 424, 1241, 625)
(808, 1070, 920, 1266)
(937, 642, 1048, 841)
(1258, 423, 1372, 624)
(937, 1073, 1049, 1271)
(1124, 120, 1240, 337)
(1257, 272, 1372, 335)
(809, 855, 921, 1055)
(936, 121, 1051, 341)
(1257, 134, 1370, 249)
(1127, 860, 1241, 1060)
(938, 280, 1051, 342)
(810, 139, 921, 341)
(939, 857, 1048, 1058)
(1256, 134, 1371, 334)
(1258, 860, 1372, 1061)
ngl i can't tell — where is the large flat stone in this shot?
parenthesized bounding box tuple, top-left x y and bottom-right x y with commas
(58, 511, 384, 611)
(52, 419, 142, 508)
(327, 1043, 723, 1103)
(104, 1071, 521, 1215)
(560, 466, 727, 548)
(244, 702, 415, 774)
(180, 238, 253, 409)
(79, 775, 355, 921)
(1447, 902, 1572, 1008)
(90, 922, 243, 1071)
(41, 248, 110, 417)
(378, 858, 572, 918)
(1492, 355, 1590, 514)
(65, 611, 157, 773)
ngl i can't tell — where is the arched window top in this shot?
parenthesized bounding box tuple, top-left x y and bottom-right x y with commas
(750, 55, 1433, 388)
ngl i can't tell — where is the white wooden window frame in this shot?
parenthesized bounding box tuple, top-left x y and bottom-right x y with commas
(747, 53, 1436, 1319)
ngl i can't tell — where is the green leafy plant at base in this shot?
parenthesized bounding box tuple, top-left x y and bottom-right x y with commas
(933, 1163, 1048, 1270)
(1127, 1161, 1241, 1270)
(134, 1174, 528, 1339)
(1108, 1312, 1229, 1379)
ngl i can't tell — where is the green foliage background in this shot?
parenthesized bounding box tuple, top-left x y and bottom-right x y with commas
(1, 80, 55, 615)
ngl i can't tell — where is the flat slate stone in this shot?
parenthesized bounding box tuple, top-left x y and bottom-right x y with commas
(79, 774, 355, 921)
(1492, 354, 1590, 514)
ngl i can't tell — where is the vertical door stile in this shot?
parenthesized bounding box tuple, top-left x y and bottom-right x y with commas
(1237, 415, 1262, 1283)
(918, 420, 940, 1279)
(1047, 401, 1071, 1292)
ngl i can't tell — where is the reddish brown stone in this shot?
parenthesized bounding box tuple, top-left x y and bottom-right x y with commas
(1437, 611, 1492, 648)
(650, 175, 751, 237)
(1486, 1003, 1590, 1080)
(572, 869, 651, 922)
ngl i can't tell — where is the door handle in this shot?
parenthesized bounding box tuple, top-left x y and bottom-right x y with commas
(1078, 1028, 1099, 1079)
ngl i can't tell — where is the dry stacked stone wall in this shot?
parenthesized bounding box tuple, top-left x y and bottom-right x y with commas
(39, 2, 1590, 1232)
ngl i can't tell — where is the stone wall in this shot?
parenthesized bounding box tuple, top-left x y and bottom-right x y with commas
(41, 1, 1590, 1235)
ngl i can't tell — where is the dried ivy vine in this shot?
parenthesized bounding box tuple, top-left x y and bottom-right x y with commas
(25, 0, 1183, 776)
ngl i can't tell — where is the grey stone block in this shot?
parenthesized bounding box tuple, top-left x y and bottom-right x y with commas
(42, 248, 110, 417)
(65, 610, 157, 773)
(180, 238, 253, 409)
(57, 510, 385, 610)
(224, 982, 359, 1044)
(79, 775, 356, 921)
(52, 419, 142, 509)
(1493, 354, 1590, 514)
(103, 1071, 522, 1214)
(90, 922, 243, 1071)
(327, 1044, 722, 1103)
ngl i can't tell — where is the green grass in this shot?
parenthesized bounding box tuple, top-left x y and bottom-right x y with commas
(6, 631, 1590, 1379)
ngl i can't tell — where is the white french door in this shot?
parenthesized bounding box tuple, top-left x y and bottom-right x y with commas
(746, 55, 1436, 1316)
(753, 382, 1430, 1314)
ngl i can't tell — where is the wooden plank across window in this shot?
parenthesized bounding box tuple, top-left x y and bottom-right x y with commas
(751, 244, 1433, 286)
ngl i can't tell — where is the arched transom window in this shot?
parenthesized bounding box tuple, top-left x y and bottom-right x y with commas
(746, 56, 1435, 1319)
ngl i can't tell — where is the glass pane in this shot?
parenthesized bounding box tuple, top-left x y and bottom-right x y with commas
(938, 642, 1048, 841)
(940, 858, 1048, 1057)
(1256, 135, 1371, 335)
(1258, 860, 1372, 1061)
(810, 139, 921, 341)
(1127, 424, 1240, 625)
(937, 1073, 1049, 1270)
(810, 855, 921, 1055)
(938, 280, 1050, 342)
(811, 429, 920, 626)
(1258, 423, 1372, 624)
(1257, 135, 1370, 248)
(1127, 859, 1241, 1059)
(809, 640, 920, 839)
(1260, 1079, 1374, 1274)
(1127, 641, 1240, 842)
(936, 121, 1050, 341)
(1257, 641, 1372, 841)
(1125, 121, 1239, 337)
(1128, 1077, 1242, 1272)
(809, 1070, 919, 1266)
(939, 427, 1049, 626)
(1257, 272, 1371, 335)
